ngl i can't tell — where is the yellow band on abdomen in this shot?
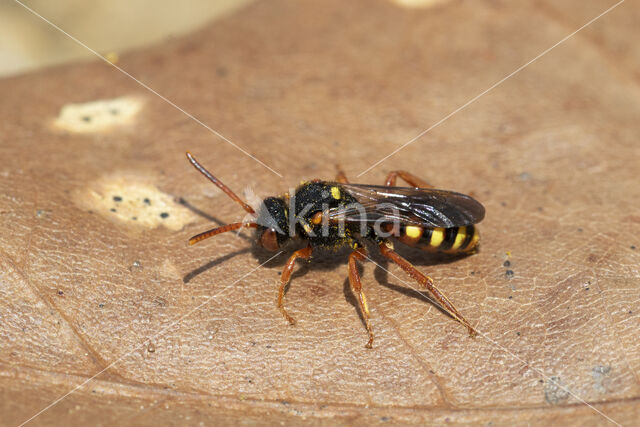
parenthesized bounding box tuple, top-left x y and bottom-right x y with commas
(429, 227, 445, 247)
(451, 227, 466, 250)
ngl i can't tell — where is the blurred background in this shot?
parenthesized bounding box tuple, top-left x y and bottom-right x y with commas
(0, 0, 255, 77)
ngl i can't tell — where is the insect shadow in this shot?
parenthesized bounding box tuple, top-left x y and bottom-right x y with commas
(203, 238, 472, 329)
(349, 243, 474, 328)
(178, 196, 252, 243)
(183, 218, 474, 331)
(183, 247, 253, 284)
(182, 239, 347, 285)
(180, 196, 254, 284)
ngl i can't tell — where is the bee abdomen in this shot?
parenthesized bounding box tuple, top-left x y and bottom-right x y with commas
(396, 225, 479, 253)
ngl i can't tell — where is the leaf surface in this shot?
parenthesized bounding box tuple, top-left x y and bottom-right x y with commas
(1, 0, 639, 425)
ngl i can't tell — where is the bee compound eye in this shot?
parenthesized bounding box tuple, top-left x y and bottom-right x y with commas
(259, 228, 280, 251)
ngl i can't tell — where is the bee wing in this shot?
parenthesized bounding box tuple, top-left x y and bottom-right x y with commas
(327, 183, 485, 228)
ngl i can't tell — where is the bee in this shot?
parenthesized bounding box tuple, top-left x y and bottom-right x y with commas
(186, 152, 485, 348)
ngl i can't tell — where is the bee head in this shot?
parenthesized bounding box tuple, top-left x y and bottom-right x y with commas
(255, 197, 290, 251)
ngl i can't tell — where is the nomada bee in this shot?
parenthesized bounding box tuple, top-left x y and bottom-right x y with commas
(186, 152, 485, 348)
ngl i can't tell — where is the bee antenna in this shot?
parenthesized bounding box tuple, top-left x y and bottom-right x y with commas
(186, 151, 256, 214)
(188, 222, 258, 245)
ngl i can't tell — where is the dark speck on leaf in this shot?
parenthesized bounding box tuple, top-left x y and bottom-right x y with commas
(503, 260, 511, 267)
(113, 195, 122, 202)
(110, 208, 117, 213)
(508, 295, 513, 299)
(144, 198, 151, 205)
(516, 332, 521, 336)
(81, 115, 91, 122)
(98, 303, 104, 308)
(631, 245, 636, 250)
(160, 212, 169, 219)
(57, 290, 64, 296)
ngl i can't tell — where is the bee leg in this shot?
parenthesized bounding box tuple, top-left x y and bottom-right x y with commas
(378, 241, 477, 336)
(335, 166, 349, 183)
(348, 247, 374, 348)
(384, 171, 434, 188)
(278, 246, 313, 325)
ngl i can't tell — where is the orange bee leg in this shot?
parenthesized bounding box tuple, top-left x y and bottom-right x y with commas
(348, 247, 374, 348)
(378, 241, 476, 336)
(384, 170, 434, 188)
(335, 166, 349, 184)
(278, 246, 313, 325)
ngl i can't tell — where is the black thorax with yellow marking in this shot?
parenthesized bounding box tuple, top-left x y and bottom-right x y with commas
(292, 181, 360, 249)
